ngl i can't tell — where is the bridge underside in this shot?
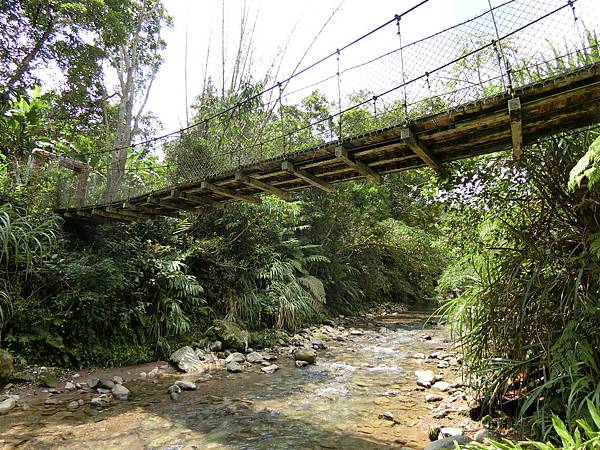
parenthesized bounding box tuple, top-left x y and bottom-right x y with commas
(62, 65, 600, 223)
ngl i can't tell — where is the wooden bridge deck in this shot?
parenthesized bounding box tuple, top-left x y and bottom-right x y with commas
(62, 64, 600, 222)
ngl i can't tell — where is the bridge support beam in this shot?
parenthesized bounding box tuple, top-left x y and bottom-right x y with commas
(401, 128, 446, 176)
(91, 208, 134, 222)
(168, 189, 227, 209)
(201, 181, 261, 205)
(334, 147, 382, 185)
(282, 161, 333, 193)
(123, 202, 179, 218)
(508, 97, 524, 160)
(106, 206, 148, 220)
(235, 173, 293, 201)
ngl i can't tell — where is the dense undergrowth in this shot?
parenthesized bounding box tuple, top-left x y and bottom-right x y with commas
(0, 169, 445, 367)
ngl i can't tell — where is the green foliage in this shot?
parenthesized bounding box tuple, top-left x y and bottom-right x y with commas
(465, 400, 600, 449)
(569, 134, 600, 191)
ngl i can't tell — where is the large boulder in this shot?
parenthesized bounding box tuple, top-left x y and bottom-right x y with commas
(0, 397, 16, 415)
(225, 352, 246, 364)
(170, 346, 205, 373)
(212, 320, 249, 352)
(294, 348, 317, 365)
(0, 350, 13, 386)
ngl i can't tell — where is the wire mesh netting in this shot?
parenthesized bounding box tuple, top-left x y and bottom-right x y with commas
(53, 0, 600, 209)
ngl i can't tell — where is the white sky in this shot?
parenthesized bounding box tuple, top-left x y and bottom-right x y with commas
(146, 0, 494, 131)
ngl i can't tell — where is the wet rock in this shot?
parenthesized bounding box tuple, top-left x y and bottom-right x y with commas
(226, 362, 243, 373)
(209, 340, 222, 352)
(139, 372, 147, 380)
(415, 370, 435, 386)
(332, 335, 346, 342)
(295, 360, 309, 368)
(67, 401, 80, 411)
(323, 319, 335, 326)
(170, 391, 179, 401)
(170, 346, 205, 373)
(432, 381, 451, 392)
(0, 397, 16, 415)
(167, 385, 181, 394)
(99, 379, 115, 389)
(225, 352, 246, 364)
(147, 367, 160, 378)
(111, 384, 130, 400)
(87, 378, 100, 389)
(294, 349, 317, 364)
(175, 380, 196, 390)
(45, 398, 62, 405)
(350, 329, 364, 336)
(440, 427, 463, 438)
(475, 429, 502, 443)
(260, 364, 279, 374)
(436, 361, 450, 369)
(311, 340, 327, 350)
(64, 381, 76, 391)
(97, 388, 111, 394)
(378, 327, 389, 334)
(432, 409, 452, 419)
(425, 394, 443, 402)
(0, 350, 13, 386)
(424, 436, 472, 450)
(379, 411, 394, 421)
(39, 371, 59, 388)
(112, 376, 123, 385)
(263, 353, 277, 361)
(90, 394, 111, 407)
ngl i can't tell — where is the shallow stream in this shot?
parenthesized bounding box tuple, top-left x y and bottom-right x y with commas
(0, 309, 471, 449)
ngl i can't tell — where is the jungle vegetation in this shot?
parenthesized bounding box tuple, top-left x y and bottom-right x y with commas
(0, 0, 599, 445)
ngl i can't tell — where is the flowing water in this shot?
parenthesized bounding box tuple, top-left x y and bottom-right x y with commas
(0, 309, 467, 449)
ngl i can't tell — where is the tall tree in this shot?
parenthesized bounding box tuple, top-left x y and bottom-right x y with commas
(103, 0, 171, 202)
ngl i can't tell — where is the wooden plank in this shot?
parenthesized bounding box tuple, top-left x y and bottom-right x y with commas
(122, 202, 179, 218)
(508, 97, 524, 160)
(200, 181, 261, 204)
(281, 161, 333, 193)
(400, 128, 446, 175)
(334, 146, 382, 184)
(235, 173, 293, 201)
(106, 206, 149, 220)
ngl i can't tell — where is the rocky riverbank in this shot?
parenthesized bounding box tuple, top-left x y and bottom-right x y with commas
(0, 305, 502, 449)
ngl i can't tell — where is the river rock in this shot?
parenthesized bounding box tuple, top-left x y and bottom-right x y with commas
(112, 376, 123, 385)
(426, 394, 443, 402)
(261, 364, 279, 374)
(350, 329, 364, 336)
(246, 352, 264, 364)
(0, 397, 16, 415)
(294, 349, 317, 364)
(311, 340, 327, 350)
(415, 370, 435, 387)
(67, 401, 80, 411)
(170, 346, 205, 373)
(99, 379, 115, 389)
(226, 362, 243, 373)
(432, 381, 451, 392)
(379, 411, 394, 421)
(87, 378, 100, 388)
(209, 340, 222, 352)
(225, 352, 246, 364)
(295, 360, 309, 368)
(0, 350, 13, 386)
(64, 381, 77, 391)
(39, 371, 59, 388)
(168, 384, 181, 394)
(170, 391, 179, 401)
(111, 384, 130, 400)
(475, 429, 502, 443)
(90, 394, 111, 407)
(424, 436, 472, 450)
(175, 380, 196, 390)
(148, 367, 160, 378)
(432, 409, 452, 419)
(440, 427, 463, 437)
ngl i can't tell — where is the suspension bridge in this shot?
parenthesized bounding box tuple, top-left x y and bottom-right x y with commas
(52, 0, 600, 222)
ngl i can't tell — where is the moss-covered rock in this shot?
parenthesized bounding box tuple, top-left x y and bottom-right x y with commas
(38, 370, 59, 388)
(212, 320, 249, 352)
(0, 349, 13, 386)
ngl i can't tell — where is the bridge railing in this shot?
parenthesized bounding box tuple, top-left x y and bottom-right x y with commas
(53, 0, 599, 209)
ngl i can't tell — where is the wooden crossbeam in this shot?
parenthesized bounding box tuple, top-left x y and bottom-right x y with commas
(281, 161, 333, 193)
(168, 189, 225, 209)
(401, 128, 445, 175)
(91, 208, 133, 222)
(122, 202, 179, 218)
(201, 181, 261, 204)
(235, 173, 293, 201)
(145, 195, 187, 212)
(508, 97, 524, 160)
(106, 206, 149, 220)
(334, 146, 382, 185)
